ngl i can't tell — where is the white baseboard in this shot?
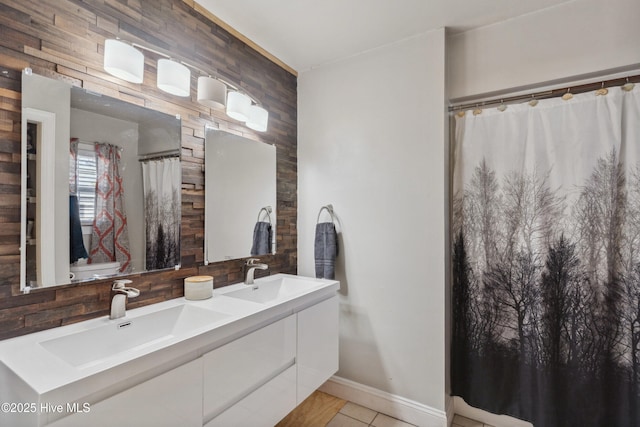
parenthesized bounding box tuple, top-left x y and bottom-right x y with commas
(452, 396, 533, 427)
(318, 376, 447, 427)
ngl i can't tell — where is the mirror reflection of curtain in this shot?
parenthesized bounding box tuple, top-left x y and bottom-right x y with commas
(141, 157, 181, 270)
(452, 86, 640, 426)
(88, 142, 131, 272)
(69, 139, 88, 263)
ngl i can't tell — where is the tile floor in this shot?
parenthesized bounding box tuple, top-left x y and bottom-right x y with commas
(452, 414, 495, 427)
(326, 401, 415, 427)
(276, 390, 488, 427)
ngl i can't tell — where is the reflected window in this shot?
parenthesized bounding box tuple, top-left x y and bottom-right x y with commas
(73, 142, 97, 225)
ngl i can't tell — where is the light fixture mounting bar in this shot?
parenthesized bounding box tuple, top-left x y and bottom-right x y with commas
(131, 42, 171, 59)
(129, 41, 260, 105)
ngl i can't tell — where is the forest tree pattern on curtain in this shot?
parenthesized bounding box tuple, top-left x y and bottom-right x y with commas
(141, 157, 180, 270)
(451, 85, 640, 427)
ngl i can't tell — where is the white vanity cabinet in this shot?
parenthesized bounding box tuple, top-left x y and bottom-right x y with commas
(297, 295, 339, 404)
(205, 295, 339, 426)
(48, 359, 203, 427)
(0, 275, 340, 427)
(203, 315, 297, 426)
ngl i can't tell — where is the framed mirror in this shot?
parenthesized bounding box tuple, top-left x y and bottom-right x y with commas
(204, 127, 276, 263)
(21, 70, 182, 290)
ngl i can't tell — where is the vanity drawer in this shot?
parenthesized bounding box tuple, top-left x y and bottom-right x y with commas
(202, 314, 296, 423)
(47, 358, 202, 427)
(204, 364, 296, 427)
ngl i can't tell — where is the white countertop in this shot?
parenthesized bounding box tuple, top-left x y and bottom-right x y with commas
(0, 274, 339, 401)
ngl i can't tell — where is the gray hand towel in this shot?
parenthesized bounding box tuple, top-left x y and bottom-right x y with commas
(315, 222, 338, 279)
(251, 221, 272, 256)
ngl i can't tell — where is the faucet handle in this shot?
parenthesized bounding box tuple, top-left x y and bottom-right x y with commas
(112, 279, 139, 298)
(112, 279, 133, 290)
(246, 258, 261, 265)
(123, 288, 140, 298)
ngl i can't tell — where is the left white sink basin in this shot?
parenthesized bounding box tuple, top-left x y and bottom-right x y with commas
(39, 304, 230, 368)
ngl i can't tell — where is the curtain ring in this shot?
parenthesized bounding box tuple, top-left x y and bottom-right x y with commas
(622, 77, 635, 92)
(596, 82, 608, 96)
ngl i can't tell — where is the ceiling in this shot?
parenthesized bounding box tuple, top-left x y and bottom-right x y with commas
(197, 0, 576, 73)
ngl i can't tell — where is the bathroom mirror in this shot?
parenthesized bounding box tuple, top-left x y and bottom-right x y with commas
(21, 71, 182, 290)
(204, 127, 276, 263)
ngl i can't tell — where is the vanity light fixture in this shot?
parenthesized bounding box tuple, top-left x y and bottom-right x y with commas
(102, 38, 270, 132)
(226, 91, 252, 122)
(157, 59, 191, 97)
(246, 104, 269, 132)
(103, 39, 144, 84)
(197, 76, 227, 109)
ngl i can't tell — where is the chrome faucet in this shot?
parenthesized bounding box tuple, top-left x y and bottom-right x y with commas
(244, 258, 268, 285)
(110, 279, 140, 320)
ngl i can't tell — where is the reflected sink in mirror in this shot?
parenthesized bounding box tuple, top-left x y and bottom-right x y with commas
(39, 304, 229, 368)
(223, 276, 325, 304)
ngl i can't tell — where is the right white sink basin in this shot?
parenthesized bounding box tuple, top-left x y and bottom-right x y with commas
(223, 275, 326, 304)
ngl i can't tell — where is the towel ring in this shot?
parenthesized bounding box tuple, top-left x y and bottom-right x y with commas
(317, 204, 336, 224)
(257, 206, 273, 224)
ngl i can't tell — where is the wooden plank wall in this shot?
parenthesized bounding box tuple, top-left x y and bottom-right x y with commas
(0, 0, 298, 339)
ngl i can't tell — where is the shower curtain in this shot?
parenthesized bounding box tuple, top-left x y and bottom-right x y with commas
(141, 157, 180, 270)
(451, 85, 640, 426)
(88, 142, 131, 272)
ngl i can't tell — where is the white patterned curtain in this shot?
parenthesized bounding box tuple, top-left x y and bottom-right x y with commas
(88, 142, 131, 272)
(451, 84, 640, 426)
(141, 157, 181, 270)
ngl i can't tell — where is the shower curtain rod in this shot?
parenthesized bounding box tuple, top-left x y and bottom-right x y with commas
(449, 73, 640, 112)
(72, 138, 123, 151)
(138, 149, 180, 161)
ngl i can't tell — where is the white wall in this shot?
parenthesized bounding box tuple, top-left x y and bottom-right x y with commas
(448, 0, 640, 99)
(298, 28, 447, 423)
(138, 116, 182, 156)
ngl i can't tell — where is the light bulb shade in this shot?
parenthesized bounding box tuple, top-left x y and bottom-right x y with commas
(226, 91, 251, 122)
(246, 105, 269, 132)
(103, 39, 144, 83)
(197, 76, 226, 109)
(157, 59, 191, 97)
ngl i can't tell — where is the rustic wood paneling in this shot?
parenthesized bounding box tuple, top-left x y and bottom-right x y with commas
(0, 0, 297, 340)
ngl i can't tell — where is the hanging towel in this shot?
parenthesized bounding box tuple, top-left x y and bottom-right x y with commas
(251, 221, 272, 256)
(69, 194, 88, 263)
(315, 222, 338, 279)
